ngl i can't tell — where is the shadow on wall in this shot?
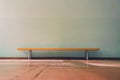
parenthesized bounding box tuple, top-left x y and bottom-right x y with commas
(28, 51, 99, 58)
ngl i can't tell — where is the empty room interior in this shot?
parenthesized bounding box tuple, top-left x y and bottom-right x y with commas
(0, 0, 120, 80)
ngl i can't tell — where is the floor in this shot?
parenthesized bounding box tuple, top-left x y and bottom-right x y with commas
(0, 60, 120, 80)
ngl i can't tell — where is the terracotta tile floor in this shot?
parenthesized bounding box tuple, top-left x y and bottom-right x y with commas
(0, 60, 120, 80)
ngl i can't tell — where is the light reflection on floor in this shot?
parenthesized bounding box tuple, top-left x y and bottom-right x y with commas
(0, 60, 120, 80)
(80, 60, 120, 67)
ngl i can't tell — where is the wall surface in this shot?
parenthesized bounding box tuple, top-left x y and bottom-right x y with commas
(0, 0, 120, 58)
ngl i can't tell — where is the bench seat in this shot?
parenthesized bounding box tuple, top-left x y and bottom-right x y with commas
(17, 48, 100, 60)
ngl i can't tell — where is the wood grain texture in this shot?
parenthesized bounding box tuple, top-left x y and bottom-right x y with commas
(17, 48, 100, 51)
(0, 60, 120, 80)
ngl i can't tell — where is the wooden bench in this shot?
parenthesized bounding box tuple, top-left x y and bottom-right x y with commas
(17, 48, 100, 60)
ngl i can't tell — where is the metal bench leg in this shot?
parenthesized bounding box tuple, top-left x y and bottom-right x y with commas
(85, 50, 88, 60)
(28, 50, 32, 60)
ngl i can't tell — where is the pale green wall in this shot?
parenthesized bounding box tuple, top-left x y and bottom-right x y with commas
(0, 0, 120, 57)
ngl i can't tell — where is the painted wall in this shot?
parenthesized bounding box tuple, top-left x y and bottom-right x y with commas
(0, 0, 120, 58)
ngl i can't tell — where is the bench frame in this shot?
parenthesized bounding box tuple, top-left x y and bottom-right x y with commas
(17, 48, 100, 60)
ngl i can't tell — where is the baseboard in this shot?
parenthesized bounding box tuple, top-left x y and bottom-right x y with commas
(32, 57, 120, 60)
(89, 57, 120, 60)
(0, 57, 84, 60)
(0, 57, 120, 60)
(32, 57, 85, 60)
(0, 57, 27, 59)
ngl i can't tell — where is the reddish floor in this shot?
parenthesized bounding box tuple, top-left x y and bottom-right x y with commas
(0, 60, 120, 80)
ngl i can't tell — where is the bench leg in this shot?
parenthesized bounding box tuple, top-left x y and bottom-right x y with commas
(85, 50, 88, 60)
(28, 50, 32, 59)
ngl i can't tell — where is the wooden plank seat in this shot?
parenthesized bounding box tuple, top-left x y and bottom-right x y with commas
(17, 48, 100, 60)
